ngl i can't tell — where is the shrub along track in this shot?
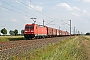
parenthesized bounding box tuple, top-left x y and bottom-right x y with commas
(0, 36, 70, 60)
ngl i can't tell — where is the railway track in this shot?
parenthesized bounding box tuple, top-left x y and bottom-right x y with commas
(0, 37, 68, 51)
(0, 36, 70, 60)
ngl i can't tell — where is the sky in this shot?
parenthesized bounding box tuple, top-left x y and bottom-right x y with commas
(0, 0, 90, 35)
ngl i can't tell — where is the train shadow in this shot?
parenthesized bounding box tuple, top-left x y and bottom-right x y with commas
(8, 37, 26, 41)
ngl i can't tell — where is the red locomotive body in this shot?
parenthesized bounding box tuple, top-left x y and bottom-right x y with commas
(24, 24, 47, 39)
(36, 25, 47, 37)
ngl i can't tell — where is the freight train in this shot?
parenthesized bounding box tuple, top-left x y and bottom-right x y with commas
(24, 23, 70, 39)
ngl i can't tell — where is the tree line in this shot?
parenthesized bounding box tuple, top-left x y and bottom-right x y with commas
(0, 28, 24, 36)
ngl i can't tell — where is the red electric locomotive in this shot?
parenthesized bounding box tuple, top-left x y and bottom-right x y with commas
(24, 24, 47, 39)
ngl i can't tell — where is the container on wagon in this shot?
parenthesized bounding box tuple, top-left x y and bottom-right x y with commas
(56, 29, 60, 36)
(59, 30, 62, 35)
(46, 27, 53, 37)
(52, 28, 57, 36)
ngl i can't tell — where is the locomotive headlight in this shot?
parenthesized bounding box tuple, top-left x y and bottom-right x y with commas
(25, 31, 28, 32)
(31, 30, 34, 32)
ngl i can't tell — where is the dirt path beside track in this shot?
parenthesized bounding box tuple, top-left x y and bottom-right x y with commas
(80, 36, 90, 60)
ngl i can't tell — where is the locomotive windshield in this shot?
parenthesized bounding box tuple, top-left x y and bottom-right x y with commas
(25, 26, 34, 29)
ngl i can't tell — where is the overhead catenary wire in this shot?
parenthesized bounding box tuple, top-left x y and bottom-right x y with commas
(1, 0, 53, 25)
(0, 0, 72, 32)
(0, 0, 55, 26)
(0, 0, 70, 27)
(17, 0, 55, 22)
(0, 5, 26, 16)
(28, 0, 71, 31)
(0, 0, 40, 19)
(28, 0, 53, 20)
(0, 0, 55, 25)
(28, 0, 70, 26)
(2, 0, 69, 27)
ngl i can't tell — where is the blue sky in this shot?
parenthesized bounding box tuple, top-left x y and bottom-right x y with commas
(0, 0, 90, 34)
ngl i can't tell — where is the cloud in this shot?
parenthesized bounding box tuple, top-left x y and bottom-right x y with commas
(40, 3, 43, 5)
(57, 3, 73, 10)
(0, 3, 7, 10)
(73, 7, 80, 10)
(57, 3, 81, 11)
(56, 3, 88, 16)
(36, 6, 43, 11)
(11, 18, 17, 22)
(23, 16, 30, 21)
(28, 4, 43, 11)
(72, 9, 88, 17)
(84, 0, 90, 2)
(16, 0, 22, 3)
(74, 0, 81, 1)
(0, 3, 2, 9)
(74, 0, 90, 2)
(0, 3, 2, 6)
(72, 13, 80, 16)
(82, 10, 88, 13)
(37, 19, 43, 24)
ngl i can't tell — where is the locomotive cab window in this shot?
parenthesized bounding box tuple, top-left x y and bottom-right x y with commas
(25, 26, 34, 29)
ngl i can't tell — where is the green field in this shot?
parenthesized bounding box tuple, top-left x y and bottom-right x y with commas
(0, 36, 25, 42)
(10, 36, 90, 60)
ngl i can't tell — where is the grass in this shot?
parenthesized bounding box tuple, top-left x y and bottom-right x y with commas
(82, 36, 90, 40)
(0, 36, 25, 42)
(10, 36, 89, 60)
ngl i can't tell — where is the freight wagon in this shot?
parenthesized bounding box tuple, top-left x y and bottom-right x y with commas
(46, 26, 53, 37)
